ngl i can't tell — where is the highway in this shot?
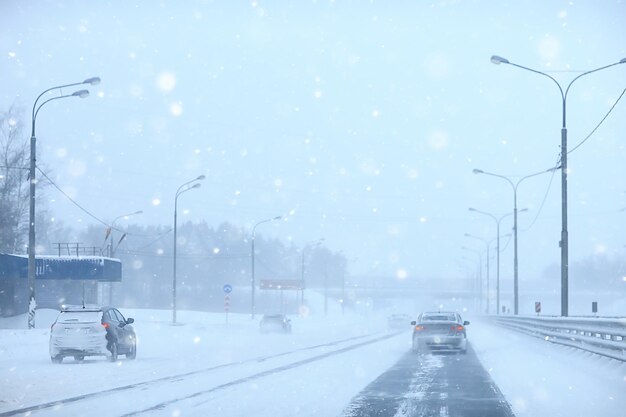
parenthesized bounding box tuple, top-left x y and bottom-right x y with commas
(1, 310, 625, 417)
(344, 346, 514, 417)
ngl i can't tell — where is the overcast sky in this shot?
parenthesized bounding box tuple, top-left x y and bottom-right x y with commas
(1, 0, 625, 286)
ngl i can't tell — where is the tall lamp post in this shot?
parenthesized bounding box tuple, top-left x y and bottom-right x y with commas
(490, 55, 626, 316)
(464, 233, 492, 314)
(461, 246, 483, 313)
(473, 167, 555, 314)
(301, 238, 325, 306)
(28, 77, 100, 329)
(107, 210, 142, 304)
(250, 215, 282, 319)
(469, 208, 527, 314)
(172, 175, 205, 324)
(109, 210, 143, 258)
(341, 256, 358, 316)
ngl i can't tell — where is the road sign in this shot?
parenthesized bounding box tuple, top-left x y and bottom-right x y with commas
(535, 301, 541, 314)
(223, 284, 233, 294)
(259, 279, 304, 290)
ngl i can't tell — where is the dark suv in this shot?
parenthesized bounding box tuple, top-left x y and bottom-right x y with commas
(49, 305, 137, 363)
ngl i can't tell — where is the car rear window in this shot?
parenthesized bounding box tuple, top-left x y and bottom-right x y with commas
(422, 314, 456, 321)
(57, 311, 102, 324)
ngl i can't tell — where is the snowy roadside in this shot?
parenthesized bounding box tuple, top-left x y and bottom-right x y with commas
(470, 318, 626, 417)
(0, 307, 408, 415)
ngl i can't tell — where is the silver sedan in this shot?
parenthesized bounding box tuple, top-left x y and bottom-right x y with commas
(411, 312, 469, 354)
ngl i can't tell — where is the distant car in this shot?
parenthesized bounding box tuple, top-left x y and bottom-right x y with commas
(49, 305, 137, 363)
(387, 314, 412, 329)
(411, 311, 469, 354)
(259, 314, 292, 333)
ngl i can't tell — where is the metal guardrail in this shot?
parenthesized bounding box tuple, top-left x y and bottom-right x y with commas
(490, 315, 626, 362)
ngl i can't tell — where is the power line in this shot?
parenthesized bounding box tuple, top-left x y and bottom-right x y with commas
(36, 166, 111, 228)
(521, 157, 560, 232)
(519, 89, 626, 230)
(36, 165, 168, 238)
(568, 88, 626, 155)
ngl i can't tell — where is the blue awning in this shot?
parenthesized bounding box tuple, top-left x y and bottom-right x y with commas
(0, 254, 122, 282)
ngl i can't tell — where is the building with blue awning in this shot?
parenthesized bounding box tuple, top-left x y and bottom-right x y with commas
(0, 253, 122, 316)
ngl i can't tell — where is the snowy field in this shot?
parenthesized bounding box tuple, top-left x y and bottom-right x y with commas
(1, 306, 624, 416)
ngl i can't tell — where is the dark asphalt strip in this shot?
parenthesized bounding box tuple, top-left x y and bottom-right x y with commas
(342, 344, 515, 417)
(0, 332, 384, 417)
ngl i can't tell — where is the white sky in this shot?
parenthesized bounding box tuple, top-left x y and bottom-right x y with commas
(1, 0, 625, 285)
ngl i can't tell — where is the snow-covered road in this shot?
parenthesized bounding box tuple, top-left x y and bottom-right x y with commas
(1, 309, 625, 417)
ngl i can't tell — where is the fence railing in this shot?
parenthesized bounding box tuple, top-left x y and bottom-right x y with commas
(490, 315, 626, 362)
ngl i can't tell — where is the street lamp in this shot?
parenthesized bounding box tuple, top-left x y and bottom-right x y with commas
(250, 215, 282, 319)
(473, 167, 555, 314)
(461, 246, 483, 313)
(109, 210, 143, 258)
(464, 233, 492, 314)
(469, 207, 528, 314)
(301, 238, 325, 307)
(27, 77, 100, 329)
(490, 55, 626, 316)
(172, 175, 205, 324)
(340, 256, 358, 316)
(107, 210, 142, 304)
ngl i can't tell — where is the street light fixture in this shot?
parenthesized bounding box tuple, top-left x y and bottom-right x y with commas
(461, 246, 483, 313)
(301, 238, 325, 307)
(109, 210, 144, 258)
(107, 210, 143, 304)
(473, 167, 556, 314)
(468, 207, 528, 314)
(172, 176, 204, 324)
(464, 233, 492, 314)
(490, 55, 626, 316)
(250, 215, 282, 319)
(27, 77, 99, 329)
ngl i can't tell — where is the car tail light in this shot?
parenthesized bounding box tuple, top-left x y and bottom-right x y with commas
(452, 325, 464, 333)
(414, 325, 424, 331)
(102, 322, 109, 329)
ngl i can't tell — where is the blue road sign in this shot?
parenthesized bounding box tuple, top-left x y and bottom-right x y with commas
(223, 284, 233, 293)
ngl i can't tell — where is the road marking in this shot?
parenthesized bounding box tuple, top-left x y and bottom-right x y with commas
(0, 331, 401, 417)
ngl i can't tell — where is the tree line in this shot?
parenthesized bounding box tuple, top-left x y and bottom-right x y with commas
(1, 104, 347, 311)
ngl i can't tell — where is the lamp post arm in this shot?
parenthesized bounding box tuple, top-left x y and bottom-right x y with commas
(507, 61, 565, 101)
(32, 82, 85, 120)
(176, 181, 193, 196)
(33, 94, 78, 133)
(252, 218, 272, 236)
(470, 208, 498, 224)
(497, 211, 514, 226)
(565, 61, 624, 100)
(514, 167, 557, 192)
(507, 59, 624, 127)
(478, 170, 516, 193)
(563, 61, 625, 126)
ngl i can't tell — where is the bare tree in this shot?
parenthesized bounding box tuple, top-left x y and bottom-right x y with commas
(0, 105, 29, 253)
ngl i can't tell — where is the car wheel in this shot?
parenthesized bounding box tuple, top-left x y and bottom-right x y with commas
(109, 341, 118, 362)
(411, 340, 420, 354)
(126, 341, 137, 360)
(51, 355, 63, 364)
(74, 355, 85, 362)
